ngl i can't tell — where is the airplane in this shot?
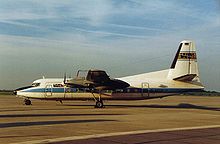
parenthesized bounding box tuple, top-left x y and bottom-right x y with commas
(14, 40, 204, 108)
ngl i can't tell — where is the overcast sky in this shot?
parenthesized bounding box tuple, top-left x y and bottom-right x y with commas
(0, 0, 219, 91)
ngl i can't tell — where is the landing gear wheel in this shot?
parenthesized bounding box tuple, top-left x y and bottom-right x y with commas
(24, 99, 32, 105)
(95, 101, 104, 108)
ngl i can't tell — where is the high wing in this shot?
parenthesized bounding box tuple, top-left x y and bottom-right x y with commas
(64, 69, 130, 91)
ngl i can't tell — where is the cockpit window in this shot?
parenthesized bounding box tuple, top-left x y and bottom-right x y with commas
(32, 83, 40, 87)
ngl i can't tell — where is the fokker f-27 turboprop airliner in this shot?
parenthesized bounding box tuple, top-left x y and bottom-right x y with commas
(15, 40, 204, 108)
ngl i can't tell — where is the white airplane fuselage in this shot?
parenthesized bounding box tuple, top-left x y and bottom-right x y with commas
(16, 77, 203, 101)
(16, 40, 204, 103)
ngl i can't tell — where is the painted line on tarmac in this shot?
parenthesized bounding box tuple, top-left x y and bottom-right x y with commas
(13, 125, 220, 144)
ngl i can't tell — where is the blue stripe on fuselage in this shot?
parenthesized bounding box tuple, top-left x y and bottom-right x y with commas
(21, 87, 203, 93)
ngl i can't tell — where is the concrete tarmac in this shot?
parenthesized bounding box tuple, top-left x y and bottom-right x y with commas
(0, 95, 219, 144)
(50, 127, 220, 144)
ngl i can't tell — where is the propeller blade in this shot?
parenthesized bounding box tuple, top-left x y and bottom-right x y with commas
(63, 72, 66, 84)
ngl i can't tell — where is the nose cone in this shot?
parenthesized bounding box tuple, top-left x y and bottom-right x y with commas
(14, 85, 33, 97)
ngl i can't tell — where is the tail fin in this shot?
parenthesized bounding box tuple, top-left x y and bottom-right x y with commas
(167, 40, 202, 84)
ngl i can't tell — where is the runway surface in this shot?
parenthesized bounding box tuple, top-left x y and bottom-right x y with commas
(0, 95, 219, 144)
(50, 127, 220, 144)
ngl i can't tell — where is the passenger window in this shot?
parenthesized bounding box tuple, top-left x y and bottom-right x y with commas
(53, 84, 64, 87)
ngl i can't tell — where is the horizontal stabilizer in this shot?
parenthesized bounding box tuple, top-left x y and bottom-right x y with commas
(173, 74, 197, 82)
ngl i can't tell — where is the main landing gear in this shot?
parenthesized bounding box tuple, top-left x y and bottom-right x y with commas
(95, 100, 104, 108)
(92, 92, 104, 108)
(24, 99, 32, 105)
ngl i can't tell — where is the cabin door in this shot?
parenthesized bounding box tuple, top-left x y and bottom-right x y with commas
(141, 82, 150, 97)
(45, 84, 52, 96)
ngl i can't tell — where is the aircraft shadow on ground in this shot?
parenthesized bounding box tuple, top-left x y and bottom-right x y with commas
(1, 103, 218, 112)
(0, 119, 116, 129)
(107, 103, 220, 111)
(0, 107, 97, 112)
(59, 103, 220, 111)
(0, 113, 124, 118)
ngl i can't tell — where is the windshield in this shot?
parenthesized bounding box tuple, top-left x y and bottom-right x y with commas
(31, 83, 40, 87)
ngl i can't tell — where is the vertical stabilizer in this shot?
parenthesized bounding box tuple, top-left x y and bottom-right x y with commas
(167, 40, 201, 83)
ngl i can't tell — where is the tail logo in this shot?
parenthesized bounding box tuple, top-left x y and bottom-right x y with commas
(178, 52, 197, 60)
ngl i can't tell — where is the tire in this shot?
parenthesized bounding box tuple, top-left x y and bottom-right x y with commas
(95, 101, 103, 108)
(24, 99, 32, 105)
